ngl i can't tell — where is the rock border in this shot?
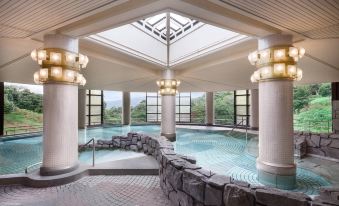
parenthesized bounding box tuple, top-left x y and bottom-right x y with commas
(294, 132, 339, 160)
(81, 132, 339, 206)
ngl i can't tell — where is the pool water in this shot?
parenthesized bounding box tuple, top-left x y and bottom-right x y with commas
(0, 125, 331, 195)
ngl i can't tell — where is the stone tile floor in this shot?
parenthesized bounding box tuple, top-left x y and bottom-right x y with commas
(0, 175, 173, 206)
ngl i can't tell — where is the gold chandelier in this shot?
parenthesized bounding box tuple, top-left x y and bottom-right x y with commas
(31, 48, 88, 86)
(156, 79, 181, 95)
(248, 46, 305, 83)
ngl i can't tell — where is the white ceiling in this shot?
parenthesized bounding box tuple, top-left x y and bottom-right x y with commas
(215, 0, 339, 39)
(0, 0, 339, 92)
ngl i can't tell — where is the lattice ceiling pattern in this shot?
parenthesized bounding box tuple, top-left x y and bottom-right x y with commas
(0, 0, 118, 38)
(134, 12, 202, 43)
(219, 0, 339, 39)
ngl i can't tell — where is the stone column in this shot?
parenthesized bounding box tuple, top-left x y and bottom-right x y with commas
(256, 34, 296, 189)
(161, 70, 176, 141)
(205, 92, 214, 126)
(78, 89, 86, 129)
(250, 89, 259, 130)
(40, 34, 79, 176)
(122, 91, 131, 125)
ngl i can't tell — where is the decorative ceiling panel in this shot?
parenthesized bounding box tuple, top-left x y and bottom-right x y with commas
(219, 0, 339, 39)
(0, 0, 118, 38)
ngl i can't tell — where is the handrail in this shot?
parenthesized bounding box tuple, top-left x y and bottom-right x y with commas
(227, 117, 249, 144)
(5, 125, 43, 136)
(25, 162, 42, 174)
(228, 117, 246, 134)
(80, 138, 96, 167)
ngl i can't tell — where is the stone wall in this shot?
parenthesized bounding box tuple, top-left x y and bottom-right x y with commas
(81, 132, 339, 206)
(294, 132, 339, 160)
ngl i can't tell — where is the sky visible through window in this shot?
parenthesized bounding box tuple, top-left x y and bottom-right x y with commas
(136, 12, 201, 42)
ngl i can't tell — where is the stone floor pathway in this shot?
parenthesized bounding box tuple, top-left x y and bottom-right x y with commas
(0, 175, 173, 206)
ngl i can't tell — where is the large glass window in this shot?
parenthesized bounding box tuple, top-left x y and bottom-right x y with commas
(293, 83, 332, 133)
(103, 91, 122, 124)
(214, 91, 234, 125)
(234, 90, 250, 126)
(86, 90, 104, 126)
(131, 92, 146, 124)
(176, 93, 191, 123)
(146, 92, 161, 122)
(3, 83, 43, 135)
(191, 92, 205, 124)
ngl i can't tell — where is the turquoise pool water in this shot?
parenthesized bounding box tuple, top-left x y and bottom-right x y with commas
(0, 125, 330, 195)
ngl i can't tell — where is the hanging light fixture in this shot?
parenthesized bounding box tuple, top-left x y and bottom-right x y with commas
(156, 79, 181, 95)
(30, 48, 88, 86)
(248, 46, 305, 83)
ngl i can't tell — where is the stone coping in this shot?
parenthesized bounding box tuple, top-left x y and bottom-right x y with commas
(294, 132, 339, 161)
(94, 132, 337, 206)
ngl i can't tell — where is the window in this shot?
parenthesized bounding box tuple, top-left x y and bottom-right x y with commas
(146, 92, 161, 122)
(131, 92, 147, 124)
(176, 93, 191, 123)
(135, 12, 201, 42)
(86, 90, 103, 126)
(234, 90, 250, 126)
(3, 83, 43, 135)
(190, 92, 205, 123)
(214, 91, 234, 125)
(103, 91, 122, 124)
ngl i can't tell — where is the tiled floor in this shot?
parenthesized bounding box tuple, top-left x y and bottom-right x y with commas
(0, 175, 173, 206)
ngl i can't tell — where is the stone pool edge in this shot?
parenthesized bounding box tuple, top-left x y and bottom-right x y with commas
(92, 132, 339, 206)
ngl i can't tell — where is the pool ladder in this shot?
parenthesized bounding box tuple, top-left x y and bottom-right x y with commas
(24, 138, 96, 174)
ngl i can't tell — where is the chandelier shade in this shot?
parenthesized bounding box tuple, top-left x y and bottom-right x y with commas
(156, 79, 181, 95)
(248, 46, 305, 83)
(31, 48, 88, 86)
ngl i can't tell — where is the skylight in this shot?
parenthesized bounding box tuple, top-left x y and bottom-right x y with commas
(89, 11, 250, 67)
(134, 12, 202, 43)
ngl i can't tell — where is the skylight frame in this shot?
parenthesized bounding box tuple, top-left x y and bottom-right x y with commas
(134, 12, 203, 43)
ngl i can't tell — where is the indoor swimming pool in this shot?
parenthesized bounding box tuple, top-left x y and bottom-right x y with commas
(0, 125, 331, 195)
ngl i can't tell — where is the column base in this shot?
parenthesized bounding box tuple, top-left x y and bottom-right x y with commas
(257, 160, 296, 190)
(206, 123, 213, 126)
(40, 162, 79, 176)
(161, 133, 176, 142)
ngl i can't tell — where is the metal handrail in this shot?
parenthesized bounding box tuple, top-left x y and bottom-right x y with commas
(228, 117, 246, 134)
(80, 138, 96, 167)
(5, 125, 43, 135)
(227, 117, 249, 144)
(25, 162, 42, 174)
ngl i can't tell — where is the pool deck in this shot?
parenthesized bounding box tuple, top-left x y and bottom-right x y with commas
(0, 155, 159, 188)
(0, 175, 172, 206)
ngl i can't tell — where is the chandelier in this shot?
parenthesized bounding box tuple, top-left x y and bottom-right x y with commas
(248, 46, 305, 83)
(156, 79, 181, 95)
(30, 48, 88, 86)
